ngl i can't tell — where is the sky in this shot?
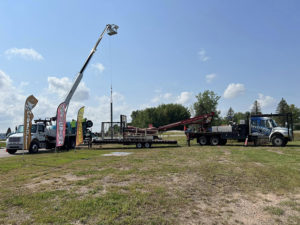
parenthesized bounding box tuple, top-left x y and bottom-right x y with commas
(0, 0, 300, 132)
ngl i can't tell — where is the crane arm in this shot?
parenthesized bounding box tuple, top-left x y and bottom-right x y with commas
(158, 112, 215, 131)
(64, 24, 118, 110)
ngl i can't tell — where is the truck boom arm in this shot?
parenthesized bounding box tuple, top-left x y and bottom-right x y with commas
(158, 112, 215, 131)
(64, 24, 118, 111)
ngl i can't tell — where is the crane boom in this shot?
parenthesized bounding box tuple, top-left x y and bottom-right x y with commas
(64, 24, 118, 111)
(158, 112, 215, 131)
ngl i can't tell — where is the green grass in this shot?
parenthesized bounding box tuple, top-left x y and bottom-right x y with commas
(0, 138, 299, 224)
(0, 142, 5, 148)
(264, 206, 285, 216)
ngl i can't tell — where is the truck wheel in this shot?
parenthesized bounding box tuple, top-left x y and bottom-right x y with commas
(144, 142, 151, 148)
(29, 141, 39, 154)
(272, 135, 284, 147)
(210, 136, 220, 146)
(70, 139, 76, 149)
(136, 143, 143, 149)
(199, 136, 207, 145)
(282, 139, 288, 147)
(220, 139, 227, 145)
(253, 139, 258, 146)
(7, 149, 17, 154)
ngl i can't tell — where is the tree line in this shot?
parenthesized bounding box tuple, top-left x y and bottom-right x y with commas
(130, 90, 300, 129)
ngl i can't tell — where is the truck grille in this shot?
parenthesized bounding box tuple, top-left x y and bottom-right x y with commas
(9, 137, 21, 142)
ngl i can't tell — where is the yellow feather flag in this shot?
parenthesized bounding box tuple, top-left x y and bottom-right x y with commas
(76, 107, 85, 146)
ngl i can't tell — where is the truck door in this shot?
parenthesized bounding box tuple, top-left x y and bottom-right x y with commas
(258, 119, 271, 137)
(37, 125, 46, 142)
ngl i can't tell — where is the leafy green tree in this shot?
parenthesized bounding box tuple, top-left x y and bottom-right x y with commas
(226, 107, 235, 122)
(276, 98, 290, 126)
(251, 100, 262, 115)
(289, 104, 300, 125)
(131, 104, 190, 128)
(193, 90, 221, 124)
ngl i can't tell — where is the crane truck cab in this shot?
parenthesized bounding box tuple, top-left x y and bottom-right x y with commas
(250, 116, 293, 146)
(6, 123, 47, 154)
(6, 119, 93, 154)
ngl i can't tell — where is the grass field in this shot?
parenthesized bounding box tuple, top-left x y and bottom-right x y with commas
(0, 135, 299, 224)
(0, 142, 5, 148)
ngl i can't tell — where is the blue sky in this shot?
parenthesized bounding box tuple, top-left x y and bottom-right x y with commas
(0, 0, 299, 131)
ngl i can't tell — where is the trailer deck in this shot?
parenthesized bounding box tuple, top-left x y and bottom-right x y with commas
(92, 138, 177, 145)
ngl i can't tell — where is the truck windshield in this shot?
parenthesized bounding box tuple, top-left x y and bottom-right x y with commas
(270, 119, 278, 128)
(17, 125, 24, 133)
(16, 125, 37, 133)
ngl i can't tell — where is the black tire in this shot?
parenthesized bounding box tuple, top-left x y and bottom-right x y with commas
(220, 139, 227, 145)
(283, 139, 288, 147)
(210, 136, 220, 146)
(70, 139, 76, 149)
(272, 135, 285, 147)
(136, 143, 143, 149)
(86, 120, 93, 128)
(198, 136, 207, 146)
(7, 149, 17, 154)
(29, 141, 39, 154)
(144, 142, 151, 148)
(253, 139, 258, 146)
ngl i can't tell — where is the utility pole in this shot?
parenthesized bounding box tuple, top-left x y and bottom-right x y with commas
(110, 85, 113, 139)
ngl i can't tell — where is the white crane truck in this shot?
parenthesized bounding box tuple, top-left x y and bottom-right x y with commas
(6, 24, 118, 154)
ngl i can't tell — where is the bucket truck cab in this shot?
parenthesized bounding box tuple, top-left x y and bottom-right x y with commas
(250, 117, 293, 146)
(5, 119, 88, 154)
(6, 123, 49, 154)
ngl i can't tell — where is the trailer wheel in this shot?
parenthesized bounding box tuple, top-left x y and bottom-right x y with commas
(136, 143, 143, 149)
(272, 135, 285, 147)
(29, 141, 39, 154)
(199, 136, 207, 145)
(144, 142, 151, 148)
(210, 136, 220, 146)
(7, 149, 17, 154)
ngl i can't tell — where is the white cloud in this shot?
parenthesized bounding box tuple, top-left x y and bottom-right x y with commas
(151, 91, 193, 106)
(83, 92, 132, 129)
(198, 49, 210, 62)
(47, 76, 90, 102)
(92, 63, 105, 73)
(257, 93, 276, 108)
(223, 83, 245, 99)
(0, 70, 13, 90)
(20, 81, 29, 88)
(5, 48, 43, 61)
(163, 93, 172, 100)
(151, 92, 173, 103)
(205, 73, 216, 83)
(176, 92, 192, 105)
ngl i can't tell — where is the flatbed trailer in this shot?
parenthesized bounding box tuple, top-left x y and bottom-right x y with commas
(90, 115, 177, 148)
(92, 138, 177, 148)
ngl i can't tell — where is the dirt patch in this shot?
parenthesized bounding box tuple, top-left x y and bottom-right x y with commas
(254, 162, 265, 167)
(25, 173, 87, 190)
(178, 192, 300, 225)
(267, 149, 284, 155)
